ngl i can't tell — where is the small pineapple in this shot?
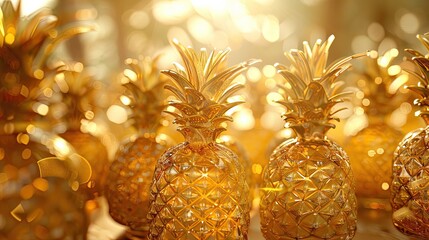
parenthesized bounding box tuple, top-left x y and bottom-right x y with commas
(345, 49, 406, 209)
(50, 63, 109, 200)
(105, 56, 172, 238)
(259, 35, 362, 239)
(0, 0, 92, 238)
(147, 40, 258, 239)
(391, 33, 429, 238)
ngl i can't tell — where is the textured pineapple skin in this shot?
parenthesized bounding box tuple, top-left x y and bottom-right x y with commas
(260, 138, 357, 239)
(61, 131, 109, 200)
(346, 123, 403, 207)
(0, 134, 87, 240)
(105, 135, 169, 235)
(391, 126, 429, 238)
(147, 142, 250, 239)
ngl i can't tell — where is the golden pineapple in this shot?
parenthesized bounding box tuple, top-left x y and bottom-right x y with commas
(105, 56, 172, 238)
(391, 33, 429, 238)
(147, 40, 258, 239)
(345, 49, 406, 209)
(0, 0, 92, 238)
(260, 35, 362, 239)
(49, 63, 109, 200)
(216, 135, 254, 207)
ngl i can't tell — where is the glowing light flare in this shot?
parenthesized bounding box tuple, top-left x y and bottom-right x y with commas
(33, 69, 44, 79)
(123, 69, 137, 81)
(55, 73, 70, 93)
(388, 74, 408, 94)
(377, 56, 390, 68)
(153, 1, 192, 25)
(399, 12, 420, 34)
(355, 91, 364, 99)
(187, 16, 214, 44)
(367, 22, 385, 42)
(262, 15, 280, 43)
(265, 78, 276, 89)
(246, 67, 262, 82)
(374, 77, 383, 85)
(75, 8, 98, 20)
(232, 108, 255, 131)
(107, 105, 128, 124)
(399, 102, 412, 114)
(128, 11, 149, 29)
(261, 110, 284, 130)
(84, 111, 95, 120)
(32, 102, 49, 116)
(262, 65, 276, 78)
(266, 92, 283, 105)
(33, 178, 49, 192)
(53, 137, 71, 157)
(120, 95, 131, 105)
(252, 164, 263, 174)
(388, 65, 401, 76)
(17, 133, 30, 145)
(389, 107, 408, 128)
(381, 182, 390, 191)
(192, 0, 230, 15)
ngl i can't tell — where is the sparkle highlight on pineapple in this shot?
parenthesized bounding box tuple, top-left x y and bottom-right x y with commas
(147, 39, 259, 239)
(344, 49, 407, 210)
(391, 32, 429, 238)
(105, 56, 172, 239)
(259, 35, 363, 239)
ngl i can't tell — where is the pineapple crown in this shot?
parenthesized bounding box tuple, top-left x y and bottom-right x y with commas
(275, 35, 366, 139)
(163, 39, 259, 142)
(48, 62, 100, 131)
(354, 49, 408, 116)
(0, 0, 93, 127)
(404, 33, 429, 123)
(120, 56, 166, 132)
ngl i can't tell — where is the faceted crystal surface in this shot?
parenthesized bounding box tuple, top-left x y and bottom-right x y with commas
(346, 123, 403, 204)
(147, 142, 249, 239)
(391, 126, 429, 238)
(260, 138, 357, 239)
(106, 135, 168, 234)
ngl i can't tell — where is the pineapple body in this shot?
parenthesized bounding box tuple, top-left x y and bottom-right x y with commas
(0, 134, 88, 240)
(217, 135, 254, 208)
(147, 142, 249, 239)
(391, 126, 429, 238)
(260, 138, 357, 239)
(3, 177, 88, 240)
(105, 133, 170, 237)
(61, 130, 109, 199)
(346, 122, 403, 209)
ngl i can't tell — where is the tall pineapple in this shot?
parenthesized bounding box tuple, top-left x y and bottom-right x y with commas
(105, 56, 172, 238)
(0, 0, 92, 238)
(345, 49, 406, 209)
(147, 40, 258, 239)
(49, 63, 109, 200)
(391, 33, 429, 238)
(259, 35, 362, 239)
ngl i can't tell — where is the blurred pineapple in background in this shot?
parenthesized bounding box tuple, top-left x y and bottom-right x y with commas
(0, 0, 93, 238)
(344, 49, 408, 210)
(391, 33, 429, 238)
(260, 35, 362, 239)
(48, 62, 110, 201)
(147, 40, 258, 239)
(105, 56, 172, 239)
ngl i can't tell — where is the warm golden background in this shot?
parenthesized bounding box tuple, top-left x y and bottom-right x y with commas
(5, 0, 429, 239)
